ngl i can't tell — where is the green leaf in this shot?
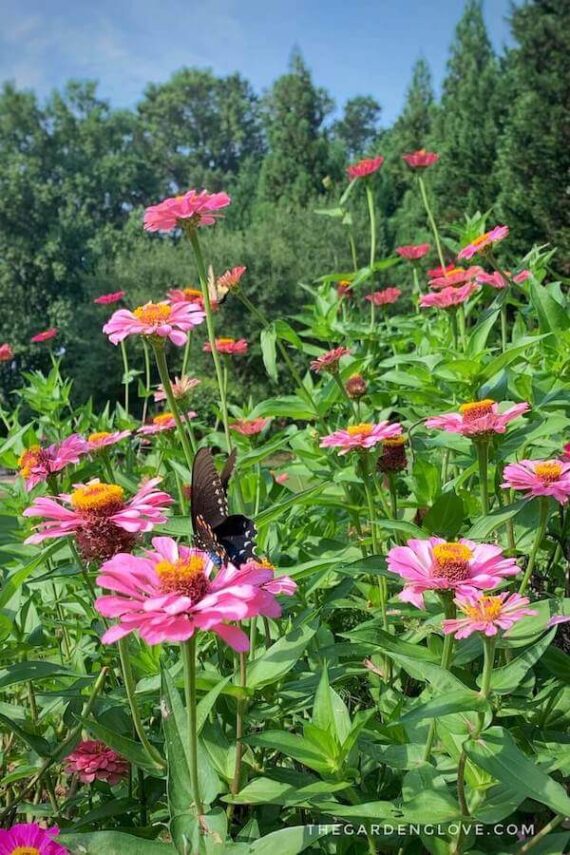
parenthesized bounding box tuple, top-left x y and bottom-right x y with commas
(342, 625, 439, 663)
(464, 726, 570, 816)
(83, 718, 165, 776)
(399, 690, 489, 726)
(260, 326, 278, 381)
(313, 666, 351, 745)
(249, 825, 332, 855)
(530, 277, 570, 333)
(488, 629, 556, 694)
(247, 623, 317, 689)
(255, 484, 323, 527)
(62, 832, 176, 854)
(422, 490, 464, 538)
(466, 308, 500, 356)
(466, 499, 528, 539)
(254, 396, 316, 420)
(0, 712, 51, 756)
(0, 660, 79, 690)
(0, 542, 63, 608)
(196, 675, 232, 735)
(246, 731, 332, 775)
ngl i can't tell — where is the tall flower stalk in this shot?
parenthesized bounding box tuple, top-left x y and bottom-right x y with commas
(418, 176, 445, 272)
(182, 636, 203, 816)
(151, 342, 194, 471)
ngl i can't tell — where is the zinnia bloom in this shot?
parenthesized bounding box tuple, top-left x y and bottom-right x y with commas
(428, 266, 482, 289)
(0, 823, 68, 855)
(217, 266, 246, 290)
(386, 538, 521, 609)
(230, 418, 270, 436)
(310, 346, 351, 374)
(365, 288, 401, 306)
(274, 473, 289, 485)
(457, 226, 509, 260)
(138, 411, 196, 435)
(103, 301, 204, 346)
(512, 269, 531, 284)
(23, 477, 173, 561)
(442, 592, 536, 639)
(395, 244, 430, 261)
(337, 280, 353, 298)
(346, 156, 384, 180)
(402, 149, 439, 169)
(154, 376, 201, 402)
(425, 400, 529, 437)
(167, 287, 204, 306)
(203, 337, 248, 356)
(345, 374, 367, 399)
(95, 537, 293, 648)
(562, 443, 570, 462)
(502, 460, 570, 504)
(18, 435, 88, 490)
(31, 328, 58, 343)
(64, 740, 129, 785)
(240, 558, 297, 596)
(428, 263, 455, 279)
(0, 344, 13, 362)
(143, 189, 231, 233)
(377, 436, 407, 473)
(420, 283, 477, 309)
(320, 421, 402, 455)
(476, 271, 508, 289)
(87, 430, 131, 452)
(94, 291, 126, 305)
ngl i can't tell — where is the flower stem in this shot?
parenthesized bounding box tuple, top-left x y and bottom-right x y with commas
(475, 439, 490, 515)
(120, 341, 130, 416)
(142, 340, 151, 425)
(229, 651, 248, 806)
(151, 343, 194, 472)
(449, 309, 459, 350)
(422, 597, 456, 761)
(418, 175, 445, 271)
(182, 635, 203, 815)
(181, 331, 192, 377)
(518, 497, 550, 595)
(365, 183, 377, 269)
(500, 303, 508, 353)
(118, 638, 166, 770)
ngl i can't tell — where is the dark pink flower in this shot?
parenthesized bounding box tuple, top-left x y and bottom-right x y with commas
(402, 149, 439, 169)
(64, 740, 129, 785)
(103, 301, 204, 346)
(563, 443, 570, 462)
(143, 189, 231, 233)
(458, 226, 509, 260)
(346, 156, 384, 180)
(167, 287, 204, 307)
(18, 435, 88, 490)
(512, 269, 531, 284)
(0, 344, 13, 361)
(230, 418, 270, 436)
(94, 291, 126, 305)
(426, 400, 529, 437)
(217, 266, 246, 290)
(203, 337, 248, 356)
(320, 421, 403, 456)
(365, 287, 401, 306)
(336, 280, 353, 298)
(420, 283, 478, 308)
(428, 266, 482, 289)
(443, 592, 536, 639)
(31, 328, 58, 343)
(345, 374, 367, 399)
(502, 460, 570, 504)
(0, 823, 67, 854)
(395, 244, 430, 261)
(310, 346, 351, 374)
(476, 271, 508, 289)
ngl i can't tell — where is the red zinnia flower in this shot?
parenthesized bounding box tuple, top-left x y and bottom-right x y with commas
(64, 740, 129, 785)
(94, 291, 126, 305)
(31, 328, 58, 343)
(396, 244, 430, 261)
(310, 346, 351, 374)
(346, 156, 384, 180)
(144, 189, 231, 233)
(365, 287, 401, 306)
(230, 418, 270, 436)
(402, 149, 439, 169)
(203, 337, 248, 356)
(0, 343, 14, 361)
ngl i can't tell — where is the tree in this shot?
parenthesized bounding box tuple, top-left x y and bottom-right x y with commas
(333, 96, 381, 158)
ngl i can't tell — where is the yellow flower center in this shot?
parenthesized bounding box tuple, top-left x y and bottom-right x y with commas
(88, 431, 112, 443)
(217, 337, 235, 345)
(464, 595, 504, 622)
(346, 423, 373, 437)
(383, 436, 406, 448)
(133, 302, 172, 325)
(471, 232, 489, 247)
(70, 483, 125, 513)
(12, 848, 41, 855)
(152, 412, 174, 426)
(182, 288, 202, 300)
(18, 445, 41, 476)
(259, 557, 275, 570)
(459, 399, 495, 421)
(432, 542, 473, 584)
(155, 555, 210, 598)
(534, 462, 563, 483)
(443, 267, 463, 277)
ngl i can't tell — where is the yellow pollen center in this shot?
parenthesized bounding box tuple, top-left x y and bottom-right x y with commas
(70, 483, 125, 513)
(534, 462, 563, 482)
(433, 543, 473, 565)
(444, 267, 463, 277)
(459, 399, 495, 421)
(152, 412, 174, 426)
(11, 848, 41, 855)
(432, 542, 473, 584)
(133, 303, 172, 325)
(471, 232, 489, 247)
(384, 436, 406, 447)
(259, 557, 275, 570)
(464, 595, 504, 622)
(217, 337, 235, 345)
(155, 555, 209, 597)
(346, 423, 373, 437)
(183, 288, 202, 299)
(88, 431, 112, 443)
(18, 445, 41, 475)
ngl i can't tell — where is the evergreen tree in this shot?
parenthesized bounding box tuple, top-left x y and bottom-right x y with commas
(332, 96, 381, 158)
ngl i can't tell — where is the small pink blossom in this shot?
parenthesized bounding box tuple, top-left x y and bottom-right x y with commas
(386, 538, 521, 609)
(87, 430, 131, 451)
(0, 343, 13, 361)
(31, 328, 58, 343)
(458, 226, 509, 260)
(320, 421, 402, 455)
(420, 283, 478, 308)
(64, 740, 129, 785)
(476, 271, 508, 289)
(154, 376, 201, 402)
(563, 443, 570, 462)
(167, 287, 204, 306)
(365, 288, 401, 306)
(230, 418, 270, 436)
(203, 337, 248, 355)
(336, 280, 353, 298)
(346, 156, 384, 180)
(240, 559, 297, 597)
(428, 265, 482, 289)
(274, 473, 289, 485)
(402, 149, 439, 168)
(310, 346, 351, 374)
(428, 263, 455, 279)
(396, 244, 430, 261)
(512, 269, 531, 284)
(143, 189, 231, 233)
(217, 266, 246, 290)
(502, 460, 570, 504)
(442, 592, 536, 639)
(103, 301, 204, 346)
(138, 411, 197, 435)
(94, 291, 126, 305)
(547, 614, 570, 628)
(425, 400, 529, 437)
(0, 823, 68, 855)
(18, 435, 88, 490)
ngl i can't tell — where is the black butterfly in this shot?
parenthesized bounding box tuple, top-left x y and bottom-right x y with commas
(190, 447, 256, 567)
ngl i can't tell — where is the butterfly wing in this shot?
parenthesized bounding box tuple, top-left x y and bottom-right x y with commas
(190, 448, 228, 532)
(194, 515, 228, 566)
(214, 514, 257, 566)
(207, 264, 229, 307)
(220, 448, 237, 491)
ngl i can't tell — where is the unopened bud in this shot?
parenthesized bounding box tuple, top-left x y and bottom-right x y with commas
(345, 374, 367, 399)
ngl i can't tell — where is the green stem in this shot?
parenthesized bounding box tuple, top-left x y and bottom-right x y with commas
(365, 183, 377, 269)
(418, 175, 445, 271)
(449, 309, 459, 350)
(181, 331, 192, 377)
(517, 814, 565, 853)
(142, 340, 151, 425)
(118, 638, 165, 770)
(348, 230, 358, 272)
(475, 439, 490, 515)
(152, 343, 194, 472)
(182, 636, 203, 815)
(229, 651, 248, 805)
(500, 303, 508, 353)
(412, 267, 421, 314)
(423, 597, 456, 761)
(120, 341, 130, 416)
(388, 474, 398, 520)
(518, 497, 550, 594)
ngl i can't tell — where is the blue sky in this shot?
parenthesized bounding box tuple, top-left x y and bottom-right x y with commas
(0, 0, 513, 123)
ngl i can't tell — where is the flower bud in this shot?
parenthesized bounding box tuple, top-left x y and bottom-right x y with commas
(345, 374, 367, 399)
(377, 436, 407, 473)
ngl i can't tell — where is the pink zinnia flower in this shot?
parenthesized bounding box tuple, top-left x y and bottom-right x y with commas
(458, 226, 509, 260)
(167, 287, 205, 307)
(143, 189, 231, 233)
(64, 740, 129, 785)
(320, 421, 402, 455)
(0, 343, 13, 361)
(230, 418, 270, 436)
(18, 435, 88, 490)
(217, 266, 246, 290)
(425, 399, 529, 437)
(420, 283, 478, 309)
(203, 337, 248, 356)
(239, 558, 297, 597)
(87, 430, 131, 452)
(442, 592, 536, 639)
(476, 271, 508, 289)
(0, 823, 68, 855)
(512, 269, 531, 284)
(346, 156, 384, 180)
(395, 244, 430, 261)
(547, 614, 570, 628)
(337, 280, 353, 298)
(94, 291, 126, 305)
(138, 411, 196, 435)
(502, 460, 570, 504)
(154, 376, 201, 402)
(402, 149, 439, 169)
(95, 537, 293, 648)
(31, 328, 58, 343)
(563, 443, 570, 462)
(103, 301, 204, 346)
(365, 288, 401, 306)
(386, 538, 521, 609)
(428, 263, 455, 279)
(310, 346, 351, 374)
(428, 265, 482, 289)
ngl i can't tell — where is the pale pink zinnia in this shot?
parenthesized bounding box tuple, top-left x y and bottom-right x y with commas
(94, 291, 126, 305)
(402, 149, 439, 169)
(154, 376, 201, 402)
(457, 226, 509, 260)
(87, 430, 131, 451)
(387, 538, 521, 609)
(310, 346, 351, 374)
(476, 271, 508, 289)
(428, 265, 482, 290)
(365, 288, 401, 306)
(346, 156, 384, 180)
(103, 301, 204, 346)
(230, 418, 270, 436)
(31, 328, 58, 343)
(395, 244, 430, 261)
(18, 435, 88, 490)
(512, 269, 531, 284)
(320, 421, 402, 455)
(0, 823, 68, 855)
(442, 592, 537, 639)
(95, 537, 293, 648)
(143, 189, 231, 233)
(138, 411, 197, 435)
(425, 399, 529, 437)
(502, 460, 570, 504)
(420, 283, 478, 308)
(239, 559, 297, 597)
(167, 287, 205, 307)
(217, 266, 246, 290)
(0, 343, 13, 362)
(64, 740, 129, 785)
(203, 337, 248, 356)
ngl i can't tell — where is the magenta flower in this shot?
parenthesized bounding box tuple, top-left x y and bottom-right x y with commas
(442, 592, 537, 639)
(320, 421, 402, 456)
(18, 435, 88, 490)
(167, 287, 204, 306)
(457, 226, 509, 260)
(512, 269, 531, 284)
(87, 430, 131, 452)
(143, 189, 231, 233)
(346, 156, 384, 180)
(230, 418, 270, 436)
(64, 740, 129, 785)
(563, 443, 570, 462)
(425, 399, 529, 438)
(502, 460, 570, 504)
(31, 328, 58, 343)
(428, 265, 482, 290)
(103, 301, 204, 346)
(336, 280, 353, 299)
(395, 244, 430, 261)
(203, 337, 248, 355)
(217, 266, 246, 290)
(547, 614, 570, 628)
(239, 559, 297, 597)
(428, 263, 455, 279)
(94, 291, 126, 305)
(154, 376, 201, 402)
(310, 346, 351, 374)
(402, 149, 439, 169)
(365, 288, 401, 306)
(420, 283, 478, 309)
(476, 271, 508, 289)
(386, 538, 521, 609)
(0, 823, 68, 854)
(95, 537, 294, 648)
(138, 411, 197, 435)
(0, 343, 13, 362)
